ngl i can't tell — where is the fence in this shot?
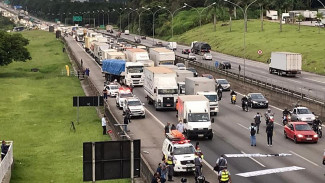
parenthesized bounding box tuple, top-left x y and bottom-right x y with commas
(0, 141, 13, 183)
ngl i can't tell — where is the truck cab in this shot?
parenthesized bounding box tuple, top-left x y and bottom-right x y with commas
(177, 95, 214, 139)
(196, 91, 219, 116)
(124, 62, 144, 86)
(162, 131, 196, 173)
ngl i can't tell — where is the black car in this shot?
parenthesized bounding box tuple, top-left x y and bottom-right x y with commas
(186, 67, 198, 77)
(182, 49, 190, 54)
(141, 35, 146, 39)
(220, 61, 231, 69)
(247, 93, 269, 108)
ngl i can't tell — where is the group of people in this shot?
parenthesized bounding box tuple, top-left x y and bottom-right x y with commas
(152, 153, 176, 183)
(250, 109, 274, 147)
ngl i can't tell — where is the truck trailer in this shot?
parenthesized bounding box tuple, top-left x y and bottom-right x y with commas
(177, 95, 214, 139)
(191, 42, 211, 55)
(175, 70, 194, 94)
(144, 67, 178, 110)
(269, 52, 302, 77)
(185, 77, 219, 116)
(125, 48, 154, 67)
(149, 48, 175, 66)
(102, 59, 144, 86)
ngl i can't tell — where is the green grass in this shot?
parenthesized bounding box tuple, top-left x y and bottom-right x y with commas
(0, 30, 128, 183)
(169, 19, 325, 75)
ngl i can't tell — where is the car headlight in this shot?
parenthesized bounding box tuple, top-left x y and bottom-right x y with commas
(313, 134, 318, 138)
(253, 101, 258, 104)
(265, 101, 269, 103)
(297, 134, 303, 138)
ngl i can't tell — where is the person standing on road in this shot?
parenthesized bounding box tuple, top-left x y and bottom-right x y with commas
(194, 152, 203, 182)
(176, 120, 185, 134)
(160, 160, 167, 183)
(171, 124, 176, 131)
(249, 123, 257, 146)
(123, 111, 131, 132)
(215, 154, 228, 172)
(165, 122, 171, 134)
(166, 152, 176, 181)
(101, 115, 107, 135)
(103, 89, 108, 101)
(218, 168, 232, 183)
(80, 59, 83, 68)
(254, 112, 262, 134)
(266, 122, 274, 146)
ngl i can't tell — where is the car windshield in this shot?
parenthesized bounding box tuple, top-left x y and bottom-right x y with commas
(158, 89, 178, 94)
(120, 93, 133, 98)
(217, 79, 228, 84)
(223, 62, 230, 65)
(128, 100, 142, 106)
(204, 95, 217, 102)
(297, 108, 312, 114)
(109, 85, 118, 90)
(205, 53, 212, 56)
(128, 66, 143, 73)
(188, 113, 210, 122)
(295, 124, 312, 131)
(250, 94, 265, 99)
(173, 146, 195, 155)
(177, 63, 185, 67)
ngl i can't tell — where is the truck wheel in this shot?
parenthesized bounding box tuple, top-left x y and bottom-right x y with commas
(208, 133, 213, 140)
(186, 131, 191, 140)
(269, 68, 272, 74)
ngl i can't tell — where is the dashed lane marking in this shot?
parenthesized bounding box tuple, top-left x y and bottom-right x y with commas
(236, 166, 305, 177)
(241, 151, 266, 167)
(237, 123, 248, 129)
(289, 151, 320, 167)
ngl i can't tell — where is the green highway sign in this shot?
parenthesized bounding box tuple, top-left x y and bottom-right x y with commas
(55, 18, 59, 23)
(73, 16, 82, 22)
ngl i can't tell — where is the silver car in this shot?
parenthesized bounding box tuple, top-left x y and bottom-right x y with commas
(291, 107, 315, 124)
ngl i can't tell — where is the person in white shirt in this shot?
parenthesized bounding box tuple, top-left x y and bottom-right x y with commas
(102, 115, 107, 135)
(176, 120, 185, 133)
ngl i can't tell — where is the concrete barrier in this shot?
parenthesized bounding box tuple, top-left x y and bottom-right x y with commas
(0, 141, 13, 183)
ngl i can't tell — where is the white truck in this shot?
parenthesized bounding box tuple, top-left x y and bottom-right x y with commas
(125, 48, 154, 67)
(75, 29, 84, 42)
(106, 51, 126, 60)
(102, 59, 144, 86)
(167, 42, 177, 51)
(93, 42, 110, 64)
(144, 67, 178, 110)
(175, 70, 194, 95)
(266, 10, 278, 20)
(177, 95, 214, 139)
(268, 52, 302, 77)
(185, 77, 219, 116)
(149, 48, 175, 66)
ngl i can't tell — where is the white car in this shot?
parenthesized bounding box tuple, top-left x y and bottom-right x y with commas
(187, 53, 196, 61)
(215, 79, 231, 91)
(176, 63, 186, 70)
(290, 106, 315, 124)
(162, 132, 196, 173)
(116, 88, 133, 109)
(123, 97, 145, 118)
(202, 53, 212, 60)
(105, 84, 119, 97)
(314, 22, 324, 27)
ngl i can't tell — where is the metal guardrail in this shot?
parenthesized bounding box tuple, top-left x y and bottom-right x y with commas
(0, 141, 13, 183)
(176, 55, 325, 107)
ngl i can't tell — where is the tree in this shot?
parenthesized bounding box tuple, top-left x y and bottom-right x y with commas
(316, 12, 323, 34)
(297, 14, 305, 32)
(275, 0, 291, 32)
(0, 31, 31, 66)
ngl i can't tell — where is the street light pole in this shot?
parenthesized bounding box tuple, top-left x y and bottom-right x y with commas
(139, 7, 153, 37)
(224, 0, 257, 82)
(171, 6, 187, 38)
(128, 8, 138, 32)
(153, 6, 165, 45)
(317, 0, 325, 8)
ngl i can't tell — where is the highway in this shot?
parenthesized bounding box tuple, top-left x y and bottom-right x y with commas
(102, 30, 325, 102)
(65, 35, 325, 183)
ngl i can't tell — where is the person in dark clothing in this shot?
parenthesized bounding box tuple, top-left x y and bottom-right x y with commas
(156, 163, 162, 177)
(312, 116, 322, 132)
(230, 90, 237, 96)
(241, 96, 248, 108)
(151, 172, 160, 183)
(217, 85, 223, 100)
(266, 123, 274, 146)
(254, 112, 262, 134)
(1, 140, 9, 160)
(103, 89, 108, 100)
(123, 111, 131, 132)
(171, 124, 176, 130)
(165, 122, 170, 134)
(80, 59, 83, 68)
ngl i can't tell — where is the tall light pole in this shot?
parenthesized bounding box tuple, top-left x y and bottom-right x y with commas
(101, 10, 105, 27)
(106, 10, 110, 25)
(184, 2, 216, 27)
(141, 7, 154, 41)
(113, 8, 126, 31)
(224, 0, 257, 82)
(139, 7, 154, 36)
(317, 0, 325, 8)
(153, 6, 166, 45)
(128, 8, 138, 32)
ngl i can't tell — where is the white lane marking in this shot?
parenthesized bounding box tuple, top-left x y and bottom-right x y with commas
(144, 108, 219, 175)
(241, 151, 266, 167)
(286, 79, 301, 84)
(304, 78, 325, 84)
(236, 166, 305, 177)
(237, 123, 248, 129)
(289, 151, 320, 167)
(225, 153, 292, 158)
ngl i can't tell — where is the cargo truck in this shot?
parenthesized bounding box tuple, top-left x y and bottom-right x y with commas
(175, 70, 194, 95)
(177, 95, 214, 139)
(125, 48, 154, 67)
(185, 77, 219, 116)
(149, 48, 175, 66)
(268, 52, 302, 77)
(102, 59, 144, 86)
(144, 67, 178, 110)
(106, 51, 126, 60)
(93, 42, 110, 63)
(167, 42, 177, 51)
(75, 29, 84, 42)
(266, 10, 278, 20)
(84, 31, 98, 52)
(191, 42, 211, 55)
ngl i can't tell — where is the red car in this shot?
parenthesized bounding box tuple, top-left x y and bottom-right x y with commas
(284, 122, 318, 143)
(182, 48, 190, 54)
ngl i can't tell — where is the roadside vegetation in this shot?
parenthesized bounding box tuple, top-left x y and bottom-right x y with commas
(0, 30, 127, 182)
(169, 19, 325, 75)
(0, 16, 15, 30)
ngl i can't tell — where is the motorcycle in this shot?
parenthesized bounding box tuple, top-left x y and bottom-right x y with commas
(282, 115, 291, 125)
(231, 95, 236, 104)
(313, 125, 322, 138)
(242, 101, 248, 112)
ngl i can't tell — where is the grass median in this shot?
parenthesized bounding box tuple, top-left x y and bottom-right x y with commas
(0, 30, 127, 182)
(170, 19, 325, 75)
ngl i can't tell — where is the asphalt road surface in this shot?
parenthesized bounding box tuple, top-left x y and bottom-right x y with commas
(101, 30, 325, 102)
(65, 35, 325, 183)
